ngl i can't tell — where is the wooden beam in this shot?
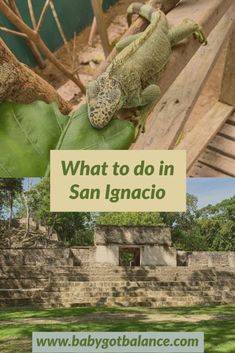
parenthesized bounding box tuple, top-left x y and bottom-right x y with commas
(219, 122, 235, 141)
(175, 102, 234, 171)
(198, 149, 235, 177)
(228, 114, 235, 125)
(189, 162, 230, 177)
(220, 24, 235, 106)
(209, 135, 235, 159)
(91, 0, 111, 57)
(133, 4, 234, 150)
(155, 0, 233, 94)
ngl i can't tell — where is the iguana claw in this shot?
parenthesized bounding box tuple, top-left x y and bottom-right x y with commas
(194, 28, 207, 45)
(134, 111, 148, 141)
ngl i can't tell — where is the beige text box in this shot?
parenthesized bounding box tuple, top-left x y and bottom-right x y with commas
(50, 150, 186, 212)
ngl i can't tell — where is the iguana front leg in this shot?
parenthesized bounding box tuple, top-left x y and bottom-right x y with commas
(169, 19, 207, 46)
(116, 33, 142, 52)
(125, 84, 161, 138)
(125, 84, 161, 108)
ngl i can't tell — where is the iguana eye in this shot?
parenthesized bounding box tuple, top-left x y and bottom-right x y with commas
(109, 88, 121, 102)
(87, 80, 100, 97)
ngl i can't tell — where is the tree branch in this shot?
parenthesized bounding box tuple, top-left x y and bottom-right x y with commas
(0, 0, 85, 93)
(7, 0, 45, 69)
(36, 0, 51, 33)
(50, 1, 68, 46)
(0, 26, 28, 37)
(27, 0, 37, 29)
(0, 38, 71, 114)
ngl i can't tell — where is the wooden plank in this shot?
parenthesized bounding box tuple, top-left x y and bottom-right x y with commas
(175, 102, 234, 171)
(220, 25, 235, 106)
(219, 123, 235, 141)
(189, 162, 230, 177)
(133, 1, 234, 149)
(209, 135, 235, 159)
(156, 0, 233, 96)
(199, 149, 235, 176)
(228, 113, 235, 126)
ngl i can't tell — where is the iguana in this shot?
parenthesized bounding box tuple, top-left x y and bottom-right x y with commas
(86, 2, 207, 132)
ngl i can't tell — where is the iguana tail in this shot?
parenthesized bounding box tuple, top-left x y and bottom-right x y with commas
(127, 2, 161, 27)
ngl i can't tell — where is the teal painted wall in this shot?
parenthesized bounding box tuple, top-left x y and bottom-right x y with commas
(0, 0, 118, 67)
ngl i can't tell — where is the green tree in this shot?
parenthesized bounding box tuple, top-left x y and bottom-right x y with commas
(28, 178, 93, 246)
(0, 178, 23, 227)
(97, 212, 164, 226)
(198, 196, 235, 251)
(160, 194, 207, 250)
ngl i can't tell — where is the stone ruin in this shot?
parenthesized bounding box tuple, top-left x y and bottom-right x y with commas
(93, 225, 177, 266)
(0, 225, 234, 308)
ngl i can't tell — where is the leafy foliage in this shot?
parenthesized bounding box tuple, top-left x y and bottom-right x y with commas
(0, 178, 23, 226)
(0, 102, 135, 177)
(197, 197, 235, 251)
(0, 102, 68, 177)
(97, 194, 235, 251)
(97, 212, 165, 226)
(0, 176, 234, 250)
(60, 104, 135, 150)
(27, 178, 94, 246)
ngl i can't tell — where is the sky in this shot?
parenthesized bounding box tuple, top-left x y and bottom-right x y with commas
(187, 178, 235, 208)
(23, 178, 41, 190)
(24, 178, 235, 210)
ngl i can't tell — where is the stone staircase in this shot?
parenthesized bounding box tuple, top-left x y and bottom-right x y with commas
(0, 265, 234, 308)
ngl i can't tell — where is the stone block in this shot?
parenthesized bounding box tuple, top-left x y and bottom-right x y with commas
(94, 226, 172, 246)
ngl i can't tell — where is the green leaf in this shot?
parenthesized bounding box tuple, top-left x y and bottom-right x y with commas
(59, 104, 135, 150)
(0, 101, 69, 177)
(0, 102, 135, 177)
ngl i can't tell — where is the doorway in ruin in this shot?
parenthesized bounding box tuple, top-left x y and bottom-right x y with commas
(119, 247, 141, 267)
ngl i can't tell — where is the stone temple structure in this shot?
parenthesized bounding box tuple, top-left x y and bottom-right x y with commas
(93, 226, 176, 266)
(0, 225, 235, 308)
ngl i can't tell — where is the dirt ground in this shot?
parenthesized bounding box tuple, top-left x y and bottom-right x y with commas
(1, 311, 234, 326)
(34, 0, 227, 132)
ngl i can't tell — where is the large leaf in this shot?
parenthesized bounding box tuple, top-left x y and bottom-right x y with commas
(0, 101, 135, 177)
(0, 101, 69, 177)
(59, 104, 135, 150)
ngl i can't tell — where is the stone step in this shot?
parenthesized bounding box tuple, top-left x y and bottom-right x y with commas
(1, 266, 234, 280)
(0, 297, 224, 308)
(0, 278, 48, 288)
(1, 286, 232, 302)
(0, 268, 235, 280)
(1, 290, 234, 309)
(0, 278, 232, 291)
(47, 281, 233, 291)
(1, 277, 234, 289)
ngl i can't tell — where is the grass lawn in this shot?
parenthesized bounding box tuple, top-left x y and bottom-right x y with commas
(0, 305, 235, 353)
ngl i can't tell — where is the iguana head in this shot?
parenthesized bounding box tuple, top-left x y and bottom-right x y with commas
(86, 73, 122, 129)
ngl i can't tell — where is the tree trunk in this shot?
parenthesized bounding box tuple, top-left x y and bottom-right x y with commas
(26, 203, 31, 234)
(0, 38, 71, 114)
(20, 192, 30, 234)
(8, 193, 13, 228)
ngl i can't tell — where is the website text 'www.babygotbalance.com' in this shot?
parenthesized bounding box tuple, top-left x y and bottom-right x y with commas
(32, 332, 204, 353)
